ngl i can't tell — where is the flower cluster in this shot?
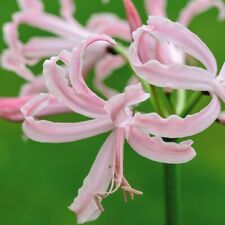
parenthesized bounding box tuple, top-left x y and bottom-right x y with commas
(1, 0, 225, 224)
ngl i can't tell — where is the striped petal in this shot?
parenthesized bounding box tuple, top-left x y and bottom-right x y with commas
(22, 94, 113, 143)
(69, 129, 125, 224)
(43, 55, 107, 118)
(132, 94, 220, 138)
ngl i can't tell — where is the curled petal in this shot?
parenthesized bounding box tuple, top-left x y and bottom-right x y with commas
(127, 127, 196, 164)
(69, 129, 125, 224)
(95, 54, 125, 98)
(144, 0, 167, 16)
(147, 16, 217, 74)
(43, 55, 107, 118)
(87, 13, 131, 41)
(1, 49, 35, 81)
(132, 94, 220, 138)
(105, 83, 149, 127)
(22, 94, 113, 143)
(179, 0, 225, 26)
(130, 52, 214, 91)
(69, 35, 116, 95)
(131, 16, 217, 74)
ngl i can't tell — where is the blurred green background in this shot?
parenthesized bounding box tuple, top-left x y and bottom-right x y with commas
(0, 0, 225, 225)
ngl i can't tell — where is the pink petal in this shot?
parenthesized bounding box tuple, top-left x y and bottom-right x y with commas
(1, 49, 35, 81)
(123, 0, 142, 33)
(133, 16, 217, 74)
(179, 0, 225, 26)
(148, 16, 217, 74)
(155, 41, 185, 64)
(144, 0, 167, 16)
(43, 55, 107, 118)
(105, 83, 149, 127)
(95, 54, 125, 98)
(3, 22, 20, 52)
(0, 96, 32, 121)
(69, 129, 125, 223)
(13, 11, 89, 41)
(132, 94, 220, 138)
(87, 13, 131, 41)
(0, 91, 70, 122)
(19, 76, 47, 97)
(22, 37, 77, 59)
(2, 22, 37, 79)
(22, 94, 113, 143)
(69, 35, 116, 95)
(127, 127, 196, 164)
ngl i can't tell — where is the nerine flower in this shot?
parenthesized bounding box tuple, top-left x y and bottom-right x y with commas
(22, 35, 221, 223)
(129, 16, 225, 104)
(0, 0, 130, 121)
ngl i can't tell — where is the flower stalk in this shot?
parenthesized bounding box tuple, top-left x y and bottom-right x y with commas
(164, 164, 181, 225)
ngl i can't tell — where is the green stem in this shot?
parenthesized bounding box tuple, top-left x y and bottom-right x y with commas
(179, 92, 202, 117)
(149, 84, 167, 117)
(164, 164, 181, 225)
(176, 89, 186, 115)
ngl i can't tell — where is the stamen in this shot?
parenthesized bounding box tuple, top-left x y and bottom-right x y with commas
(94, 194, 105, 212)
(123, 190, 128, 202)
(121, 185, 143, 196)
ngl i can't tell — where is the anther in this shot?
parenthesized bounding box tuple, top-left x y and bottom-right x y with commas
(94, 194, 105, 212)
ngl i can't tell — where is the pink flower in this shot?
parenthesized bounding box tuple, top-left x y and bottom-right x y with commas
(129, 16, 225, 103)
(0, 0, 131, 121)
(21, 34, 222, 223)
